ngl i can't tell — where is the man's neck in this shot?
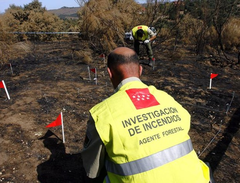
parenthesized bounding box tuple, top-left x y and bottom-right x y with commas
(114, 77, 141, 92)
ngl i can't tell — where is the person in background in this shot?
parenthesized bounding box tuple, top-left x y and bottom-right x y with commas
(81, 47, 210, 183)
(131, 25, 156, 66)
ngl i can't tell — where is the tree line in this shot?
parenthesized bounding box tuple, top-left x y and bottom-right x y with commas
(0, 0, 240, 65)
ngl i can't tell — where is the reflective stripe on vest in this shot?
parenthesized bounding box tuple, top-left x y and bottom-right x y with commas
(104, 175, 111, 183)
(106, 139, 193, 176)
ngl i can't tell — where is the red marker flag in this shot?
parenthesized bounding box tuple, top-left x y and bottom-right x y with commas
(46, 113, 62, 127)
(46, 112, 65, 143)
(0, 81, 4, 88)
(90, 68, 96, 73)
(0, 80, 10, 100)
(100, 54, 106, 63)
(210, 73, 218, 79)
(99, 54, 105, 58)
(90, 68, 97, 85)
(126, 88, 160, 110)
(209, 73, 218, 89)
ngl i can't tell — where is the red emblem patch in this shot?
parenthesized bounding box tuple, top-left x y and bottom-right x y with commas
(126, 88, 160, 110)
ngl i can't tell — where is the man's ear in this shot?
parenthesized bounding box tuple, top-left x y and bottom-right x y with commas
(139, 65, 143, 76)
(107, 67, 112, 79)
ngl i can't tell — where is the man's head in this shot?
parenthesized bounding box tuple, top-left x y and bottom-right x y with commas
(136, 29, 144, 38)
(107, 47, 142, 89)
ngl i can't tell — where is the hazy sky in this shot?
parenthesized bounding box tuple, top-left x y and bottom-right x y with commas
(0, 0, 148, 13)
(0, 0, 78, 13)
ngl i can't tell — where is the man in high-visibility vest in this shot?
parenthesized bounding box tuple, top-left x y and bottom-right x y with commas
(131, 25, 156, 66)
(81, 47, 210, 183)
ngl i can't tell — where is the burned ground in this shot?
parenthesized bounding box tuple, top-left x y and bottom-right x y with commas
(0, 37, 239, 182)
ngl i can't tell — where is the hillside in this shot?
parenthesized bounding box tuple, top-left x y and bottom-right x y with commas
(48, 7, 79, 19)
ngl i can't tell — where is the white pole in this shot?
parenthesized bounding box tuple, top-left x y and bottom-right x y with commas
(209, 73, 213, 89)
(88, 66, 91, 80)
(9, 63, 13, 75)
(103, 54, 106, 64)
(61, 112, 65, 143)
(226, 91, 235, 114)
(152, 58, 155, 70)
(209, 78, 212, 89)
(95, 68, 97, 85)
(2, 80, 10, 100)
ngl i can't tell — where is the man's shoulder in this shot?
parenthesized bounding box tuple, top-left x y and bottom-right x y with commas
(90, 92, 118, 109)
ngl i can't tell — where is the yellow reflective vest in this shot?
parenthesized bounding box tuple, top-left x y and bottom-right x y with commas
(132, 25, 149, 41)
(90, 80, 210, 183)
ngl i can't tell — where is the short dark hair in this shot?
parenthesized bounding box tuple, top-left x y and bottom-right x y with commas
(107, 50, 139, 69)
(136, 29, 144, 38)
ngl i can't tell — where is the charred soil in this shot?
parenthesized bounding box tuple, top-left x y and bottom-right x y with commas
(0, 37, 240, 183)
